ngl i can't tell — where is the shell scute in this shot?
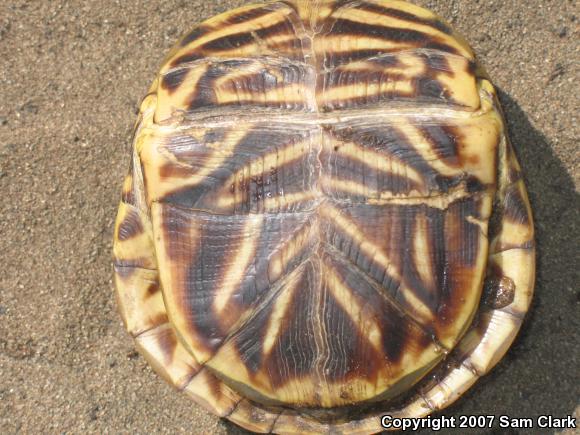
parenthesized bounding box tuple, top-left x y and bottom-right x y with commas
(114, 1, 535, 433)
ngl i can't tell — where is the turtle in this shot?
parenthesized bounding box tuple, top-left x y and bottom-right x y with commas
(113, 0, 535, 433)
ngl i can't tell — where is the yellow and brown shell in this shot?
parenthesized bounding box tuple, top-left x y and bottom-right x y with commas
(113, 1, 535, 433)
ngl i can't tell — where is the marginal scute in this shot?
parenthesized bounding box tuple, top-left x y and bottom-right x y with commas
(182, 368, 242, 416)
(135, 323, 201, 389)
(114, 265, 167, 336)
(113, 0, 536, 433)
(418, 363, 478, 410)
(454, 309, 522, 376)
(121, 174, 135, 205)
(113, 202, 156, 270)
(272, 410, 332, 435)
(116, 206, 145, 241)
(489, 180, 534, 253)
(227, 399, 280, 433)
(503, 181, 532, 225)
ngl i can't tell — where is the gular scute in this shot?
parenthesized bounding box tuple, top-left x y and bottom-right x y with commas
(115, 0, 535, 430)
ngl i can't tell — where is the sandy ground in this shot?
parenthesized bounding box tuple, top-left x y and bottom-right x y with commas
(0, 0, 578, 434)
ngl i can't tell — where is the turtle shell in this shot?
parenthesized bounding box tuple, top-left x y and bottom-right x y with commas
(113, 1, 535, 433)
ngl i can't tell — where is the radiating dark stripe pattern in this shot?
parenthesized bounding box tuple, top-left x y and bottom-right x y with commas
(186, 59, 315, 112)
(321, 197, 483, 323)
(155, 0, 478, 120)
(357, 2, 453, 35)
(128, 0, 530, 411)
(116, 206, 144, 241)
(158, 124, 317, 214)
(320, 123, 470, 199)
(146, 111, 497, 405)
(159, 205, 316, 359)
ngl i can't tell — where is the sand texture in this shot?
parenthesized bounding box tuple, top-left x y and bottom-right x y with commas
(0, 0, 578, 434)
